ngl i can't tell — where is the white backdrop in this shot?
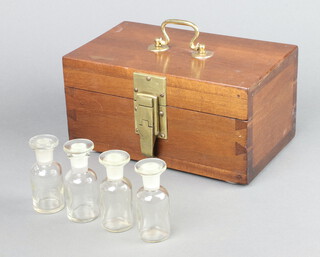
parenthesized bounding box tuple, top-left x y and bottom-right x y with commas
(1, 1, 320, 256)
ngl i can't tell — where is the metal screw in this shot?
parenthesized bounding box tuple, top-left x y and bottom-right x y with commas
(146, 76, 151, 81)
(159, 111, 164, 116)
(134, 88, 138, 92)
(135, 128, 139, 133)
(160, 93, 164, 97)
(160, 133, 165, 138)
(134, 107, 138, 111)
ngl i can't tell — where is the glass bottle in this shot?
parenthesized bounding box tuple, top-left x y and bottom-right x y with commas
(63, 139, 100, 223)
(99, 150, 133, 232)
(28, 134, 64, 214)
(135, 158, 170, 243)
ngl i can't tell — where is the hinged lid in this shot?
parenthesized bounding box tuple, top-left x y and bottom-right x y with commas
(63, 21, 297, 121)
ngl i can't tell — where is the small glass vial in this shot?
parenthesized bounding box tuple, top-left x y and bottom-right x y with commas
(63, 139, 100, 223)
(135, 158, 170, 243)
(28, 134, 64, 214)
(99, 150, 133, 232)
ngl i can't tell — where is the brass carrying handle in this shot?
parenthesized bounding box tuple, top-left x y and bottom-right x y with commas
(161, 19, 200, 50)
(148, 19, 213, 60)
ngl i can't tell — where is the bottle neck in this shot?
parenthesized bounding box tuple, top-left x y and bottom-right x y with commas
(35, 149, 53, 165)
(106, 166, 124, 181)
(142, 175, 160, 191)
(70, 156, 89, 173)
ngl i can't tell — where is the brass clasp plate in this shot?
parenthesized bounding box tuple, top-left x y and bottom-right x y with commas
(133, 72, 167, 157)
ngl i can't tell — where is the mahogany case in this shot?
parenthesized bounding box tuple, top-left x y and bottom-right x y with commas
(63, 21, 298, 184)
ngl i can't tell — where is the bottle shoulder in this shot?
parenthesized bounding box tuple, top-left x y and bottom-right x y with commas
(31, 161, 62, 177)
(100, 177, 132, 192)
(137, 186, 169, 201)
(65, 168, 97, 185)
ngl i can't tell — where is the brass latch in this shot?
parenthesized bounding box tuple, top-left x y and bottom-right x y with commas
(134, 72, 167, 157)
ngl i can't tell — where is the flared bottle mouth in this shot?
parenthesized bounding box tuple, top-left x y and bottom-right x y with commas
(63, 139, 94, 155)
(135, 158, 167, 176)
(99, 150, 130, 167)
(29, 134, 59, 150)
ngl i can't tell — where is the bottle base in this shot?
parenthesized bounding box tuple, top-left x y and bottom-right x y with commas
(33, 198, 65, 214)
(102, 217, 133, 232)
(140, 227, 169, 243)
(67, 204, 99, 223)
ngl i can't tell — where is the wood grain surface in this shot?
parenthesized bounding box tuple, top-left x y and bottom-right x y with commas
(65, 87, 248, 183)
(63, 21, 296, 120)
(63, 21, 298, 184)
(248, 48, 298, 182)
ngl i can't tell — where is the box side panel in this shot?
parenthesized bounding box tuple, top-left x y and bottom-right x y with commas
(63, 58, 248, 120)
(65, 87, 248, 184)
(248, 48, 298, 182)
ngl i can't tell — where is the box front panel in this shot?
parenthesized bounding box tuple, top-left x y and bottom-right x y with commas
(65, 86, 248, 183)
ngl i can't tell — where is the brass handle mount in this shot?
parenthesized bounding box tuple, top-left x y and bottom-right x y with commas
(148, 19, 213, 60)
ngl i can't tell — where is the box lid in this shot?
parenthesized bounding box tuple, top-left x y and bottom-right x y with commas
(63, 21, 297, 121)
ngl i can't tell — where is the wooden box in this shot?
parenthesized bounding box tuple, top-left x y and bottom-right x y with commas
(63, 20, 298, 184)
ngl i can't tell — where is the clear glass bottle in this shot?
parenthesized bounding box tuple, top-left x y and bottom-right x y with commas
(63, 139, 100, 223)
(28, 134, 64, 214)
(99, 150, 133, 232)
(135, 158, 170, 243)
